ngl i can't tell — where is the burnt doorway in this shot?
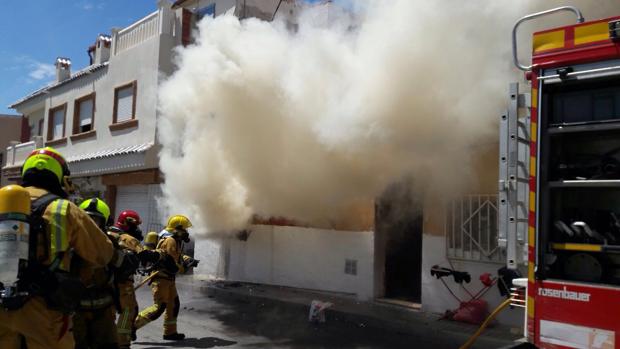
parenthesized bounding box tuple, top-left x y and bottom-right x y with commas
(376, 180, 423, 303)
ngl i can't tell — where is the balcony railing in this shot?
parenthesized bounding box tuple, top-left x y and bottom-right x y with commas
(4, 137, 44, 168)
(114, 11, 160, 55)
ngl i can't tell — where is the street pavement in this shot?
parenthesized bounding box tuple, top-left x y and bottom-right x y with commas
(132, 278, 500, 349)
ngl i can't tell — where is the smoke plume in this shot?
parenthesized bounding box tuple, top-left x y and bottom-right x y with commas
(158, 0, 620, 235)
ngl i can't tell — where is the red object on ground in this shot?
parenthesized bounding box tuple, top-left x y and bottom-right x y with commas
(452, 299, 489, 325)
(479, 273, 493, 287)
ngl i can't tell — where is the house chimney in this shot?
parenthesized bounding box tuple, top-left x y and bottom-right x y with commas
(55, 57, 71, 82)
(94, 34, 112, 64)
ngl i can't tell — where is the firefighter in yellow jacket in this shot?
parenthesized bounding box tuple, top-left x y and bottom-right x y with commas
(0, 147, 126, 349)
(107, 210, 159, 349)
(134, 215, 199, 341)
(74, 198, 133, 349)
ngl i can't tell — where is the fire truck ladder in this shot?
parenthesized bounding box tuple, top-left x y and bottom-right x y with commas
(498, 82, 530, 270)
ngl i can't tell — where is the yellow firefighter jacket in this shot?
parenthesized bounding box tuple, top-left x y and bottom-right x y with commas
(28, 187, 115, 272)
(156, 236, 191, 278)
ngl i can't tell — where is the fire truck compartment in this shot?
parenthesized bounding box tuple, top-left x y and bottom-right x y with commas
(539, 72, 620, 287)
(548, 130, 620, 181)
(543, 75, 620, 126)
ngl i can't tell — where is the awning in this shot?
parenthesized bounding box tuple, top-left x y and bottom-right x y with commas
(67, 143, 156, 177)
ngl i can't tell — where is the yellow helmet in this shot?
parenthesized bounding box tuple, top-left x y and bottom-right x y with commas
(21, 147, 70, 185)
(79, 198, 111, 222)
(79, 197, 111, 230)
(166, 215, 192, 231)
(144, 231, 159, 250)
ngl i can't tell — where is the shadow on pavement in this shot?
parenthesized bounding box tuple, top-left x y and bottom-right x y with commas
(133, 336, 237, 349)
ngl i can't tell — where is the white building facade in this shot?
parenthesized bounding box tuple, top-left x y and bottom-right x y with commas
(4, 0, 235, 231)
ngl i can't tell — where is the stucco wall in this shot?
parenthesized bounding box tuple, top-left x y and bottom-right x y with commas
(421, 233, 523, 327)
(226, 225, 375, 300)
(193, 238, 229, 279)
(39, 37, 160, 161)
(24, 109, 45, 138)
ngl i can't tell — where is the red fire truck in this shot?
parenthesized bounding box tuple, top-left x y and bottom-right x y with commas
(505, 6, 620, 348)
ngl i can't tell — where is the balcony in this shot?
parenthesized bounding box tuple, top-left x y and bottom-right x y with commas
(114, 11, 159, 55)
(3, 137, 44, 169)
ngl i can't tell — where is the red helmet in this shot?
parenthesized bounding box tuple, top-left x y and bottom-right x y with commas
(115, 210, 142, 231)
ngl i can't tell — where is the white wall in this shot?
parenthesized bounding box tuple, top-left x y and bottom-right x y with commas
(193, 238, 228, 279)
(421, 234, 523, 327)
(226, 225, 375, 300)
(39, 35, 160, 160)
(25, 109, 45, 138)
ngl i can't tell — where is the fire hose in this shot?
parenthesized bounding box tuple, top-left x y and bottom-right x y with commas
(459, 297, 513, 349)
(134, 271, 160, 291)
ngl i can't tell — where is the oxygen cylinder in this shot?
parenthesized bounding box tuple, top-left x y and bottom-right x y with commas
(0, 185, 30, 289)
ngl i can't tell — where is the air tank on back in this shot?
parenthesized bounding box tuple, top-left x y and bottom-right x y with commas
(0, 185, 31, 293)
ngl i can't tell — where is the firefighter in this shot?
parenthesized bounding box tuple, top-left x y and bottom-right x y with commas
(74, 198, 127, 349)
(107, 210, 158, 349)
(143, 231, 159, 251)
(0, 147, 126, 349)
(134, 215, 199, 341)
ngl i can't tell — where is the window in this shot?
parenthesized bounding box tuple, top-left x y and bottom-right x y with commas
(445, 195, 502, 263)
(47, 104, 66, 141)
(73, 93, 95, 134)
(38, 119, 44, 136)
(197, 3, 215, 19)
(113, 81, 137, 123)
(29, 123, 35, 141)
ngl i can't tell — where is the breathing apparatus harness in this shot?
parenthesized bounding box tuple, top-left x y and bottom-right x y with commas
(0, 194, 85, 313)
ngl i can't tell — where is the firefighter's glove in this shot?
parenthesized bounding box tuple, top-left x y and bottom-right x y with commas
(183, 256, 199, 269)
(137, 250, 161, 265)
(161, 254, 179, 274)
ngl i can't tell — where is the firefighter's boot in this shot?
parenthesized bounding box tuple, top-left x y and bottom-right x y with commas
(163, 332, 185, 340)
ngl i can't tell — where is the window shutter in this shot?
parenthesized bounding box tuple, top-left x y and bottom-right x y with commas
(116, 86, 133, 122)
(79, 98, 93, 127)
(53, 109, 64, 139)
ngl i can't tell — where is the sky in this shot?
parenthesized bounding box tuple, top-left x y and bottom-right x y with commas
(0, 1, 157, 115)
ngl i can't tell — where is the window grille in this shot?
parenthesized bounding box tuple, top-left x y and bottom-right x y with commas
(445, 194, 503, 263)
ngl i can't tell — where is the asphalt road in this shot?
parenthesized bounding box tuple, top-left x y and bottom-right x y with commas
(131, 278, 488, 349)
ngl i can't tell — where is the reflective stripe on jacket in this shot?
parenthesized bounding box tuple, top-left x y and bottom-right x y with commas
(27, 187, 115, 273)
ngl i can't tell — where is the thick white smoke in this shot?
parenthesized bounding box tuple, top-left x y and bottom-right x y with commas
(158, 0, 620, 235)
